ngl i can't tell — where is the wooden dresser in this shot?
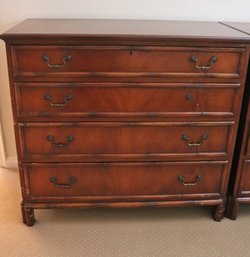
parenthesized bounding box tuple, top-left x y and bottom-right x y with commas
(220, 22, 250, 219)
(1, 19, 250, 226)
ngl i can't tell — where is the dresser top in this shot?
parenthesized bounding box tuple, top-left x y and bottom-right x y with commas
(1, 19, 250, 43)
(221, 22, 250, 36)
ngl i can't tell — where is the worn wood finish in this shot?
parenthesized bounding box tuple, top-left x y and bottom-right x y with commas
(19, 122, 232, 161)
(15, 83, 239, 120)
(226, 102, 250, 219)
(1, 19, 250, 225)
(2, 19, 250, 43)
(226, 72, 250, 219)
(12, 46, 243, 79)
(24, 161, 226, 200)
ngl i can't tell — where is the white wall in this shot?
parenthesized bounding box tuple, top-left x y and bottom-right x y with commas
(0, 0, 250, 167)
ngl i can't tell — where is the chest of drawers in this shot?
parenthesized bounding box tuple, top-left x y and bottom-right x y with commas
(220, 22, 250, 219)
(1, 19, 250, 226)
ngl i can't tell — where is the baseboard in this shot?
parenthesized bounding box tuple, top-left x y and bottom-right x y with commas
(5, 156, 18, 168)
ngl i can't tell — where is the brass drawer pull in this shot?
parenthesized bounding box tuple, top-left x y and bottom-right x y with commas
(44, 94, 73, 107)
(181, 134, 208, 147)
(41, 54, 71, 68)
(47, 135, 75, 148)
(49, 176, 77, 188)
(189, 55, 217, 71)
(177, 175, 202, 186)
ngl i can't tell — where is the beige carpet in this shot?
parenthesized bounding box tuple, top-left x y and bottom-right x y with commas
(1, 168, 250, 257)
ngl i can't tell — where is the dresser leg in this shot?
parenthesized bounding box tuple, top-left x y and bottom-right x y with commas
(227, 201, 239, 220)
(21, 202, 26, 224)
(23, 207, 35, 226)
(213, 204, 225, 221)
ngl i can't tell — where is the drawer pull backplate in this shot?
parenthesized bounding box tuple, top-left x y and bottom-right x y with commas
(44, 93, 73, 107)
(49, 176, 77, 188)
(181, 134, 208, 147)
(47, 135, 75, 148)
(189, 55, 217, 71)
(41, 54, 71, 68)
(177, 175, 202, 186)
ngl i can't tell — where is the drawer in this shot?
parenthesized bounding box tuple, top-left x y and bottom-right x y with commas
(15, 83, 238, 120)
(24, 161, 227, 202)
(245, 122, 250, 156)
(12, 46, 243, 79)
(19, 122, 233, 161)
(239, 160, 250, 196)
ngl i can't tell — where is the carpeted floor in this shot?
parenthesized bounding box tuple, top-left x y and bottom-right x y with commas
(1, 167, 250, 257)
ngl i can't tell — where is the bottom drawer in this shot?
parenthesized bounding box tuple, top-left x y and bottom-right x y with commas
(24, 161, 227, 202)
(239, 160, 250, 196)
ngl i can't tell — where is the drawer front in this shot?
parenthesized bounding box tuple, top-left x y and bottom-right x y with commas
(16, 83, 238, 119)
(245, 122, 250, 156)
(12, 46, 243, 79)
(19, 122, 232, 161)
(24, 161, 226, 201)
(239, 160, 250, 196)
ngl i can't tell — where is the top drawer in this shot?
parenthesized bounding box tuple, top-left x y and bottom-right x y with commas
(11, 46, 244, 80)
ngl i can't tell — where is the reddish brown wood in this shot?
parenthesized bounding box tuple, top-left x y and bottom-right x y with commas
(24, 161, 226, 200)
(239, 161, 250, 195)
(24, 207, 35, 226)
(28, 199, 223, 210)
(19, 122, 232, 161)
(11, 45, 242, 80)
(1, 19, 249, 43)
(15, 83, 238, 120)
(213, 204, 225, 221)
(226, 102, 250, 219)
(220, 22, 250, 220)
(1, 19, 250, 225)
